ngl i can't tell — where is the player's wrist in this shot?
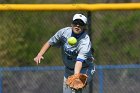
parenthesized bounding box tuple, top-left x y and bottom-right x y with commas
(74, 72, 80, 74)
(74, 73, 81, 77)
(37, 54, 44, 59)
(37, 53, 43, 57)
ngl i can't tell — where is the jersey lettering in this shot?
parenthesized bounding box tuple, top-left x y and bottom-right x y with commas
(63, 43, 77, 57)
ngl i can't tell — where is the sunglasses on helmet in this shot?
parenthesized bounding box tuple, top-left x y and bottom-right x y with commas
(72, 19, 86, 26)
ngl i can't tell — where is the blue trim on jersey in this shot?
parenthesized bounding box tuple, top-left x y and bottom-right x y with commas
(76, 58, 85, 62)
(71, 31, 85, 39)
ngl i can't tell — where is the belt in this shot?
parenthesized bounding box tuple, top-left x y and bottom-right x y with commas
(66, 66, 89, 70)
(67, 56, 93, 62)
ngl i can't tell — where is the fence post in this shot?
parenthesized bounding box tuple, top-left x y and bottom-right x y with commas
(87, 11, 92, 41)
(87, 11, 93, 93)
(99, 66, 103, 93)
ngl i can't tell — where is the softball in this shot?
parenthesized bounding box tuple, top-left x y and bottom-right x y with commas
(68, 37, 77, 46)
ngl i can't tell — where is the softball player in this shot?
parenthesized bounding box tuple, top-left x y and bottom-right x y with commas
(34, 14, 95, 93)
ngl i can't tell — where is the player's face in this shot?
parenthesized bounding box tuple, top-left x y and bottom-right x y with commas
(72, 24, 85, 34)
(71, 19, 86, 34)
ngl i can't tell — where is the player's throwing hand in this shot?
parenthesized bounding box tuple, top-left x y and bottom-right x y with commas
(34, 54, 44, 65)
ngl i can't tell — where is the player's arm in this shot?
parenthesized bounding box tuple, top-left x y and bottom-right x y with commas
(38, 42, 51, 56)
(74, 61, 82, 74)
(34, 28, 65, 65)
(34, 41, 51, 65)
(75, 37, 91, 74)
(74, 54, 86, 74)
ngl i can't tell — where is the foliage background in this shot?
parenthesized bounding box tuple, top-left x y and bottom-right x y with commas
(0, 0, 140, 67)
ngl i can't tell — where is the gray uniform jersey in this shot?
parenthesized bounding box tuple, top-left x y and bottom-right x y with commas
(48, 27, 94, 69)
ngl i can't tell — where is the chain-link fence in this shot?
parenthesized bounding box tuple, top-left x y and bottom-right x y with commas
(0, 11, 140, 66)
(1, 65, 140, 93)
(0, 6, 140, 93)
(2, 67, 64, 93)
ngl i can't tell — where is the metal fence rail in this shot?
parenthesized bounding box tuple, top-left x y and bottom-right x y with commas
(0, 64, 140, 93)
(97, 64, 140, 93)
